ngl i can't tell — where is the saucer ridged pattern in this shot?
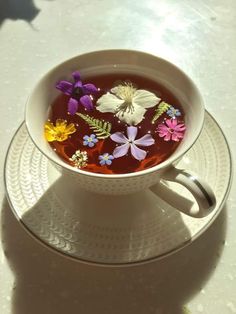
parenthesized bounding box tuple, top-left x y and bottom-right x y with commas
(5, 113, 231, 264)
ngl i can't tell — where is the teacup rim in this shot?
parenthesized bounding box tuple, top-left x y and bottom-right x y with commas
(25, 49, 205, 179)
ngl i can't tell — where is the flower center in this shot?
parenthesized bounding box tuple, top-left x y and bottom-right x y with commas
(115, 83, 137, 115)
(73, 86, 84, 98)
(168, 128, 174, 134)
(55, 130, 64, 139)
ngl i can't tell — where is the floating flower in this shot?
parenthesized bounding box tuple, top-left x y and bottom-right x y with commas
(83, 134, 98, 147)
(110, 126, 155, 161)
(166, 106, 181, 118)
(157, 119, 186, 142)
(96, 82, 160, 125)
(44, 119, 76, 142)
(56, 71, 98, 115)
(99, 153, 114, 166)
(70, 150, 88, 168)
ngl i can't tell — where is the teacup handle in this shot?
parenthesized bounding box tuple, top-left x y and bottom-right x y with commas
(150, 166, 216, 218)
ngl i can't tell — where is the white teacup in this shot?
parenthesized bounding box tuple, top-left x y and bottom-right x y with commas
(25, 49, 216, 217)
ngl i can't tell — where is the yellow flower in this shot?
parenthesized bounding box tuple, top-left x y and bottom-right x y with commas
(44, 119, 76, 142)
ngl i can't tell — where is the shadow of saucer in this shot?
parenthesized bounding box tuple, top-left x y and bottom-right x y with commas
(1, 195, 227, 314)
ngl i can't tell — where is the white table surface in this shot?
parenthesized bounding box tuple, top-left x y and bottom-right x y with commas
(0, 0, 235, 313)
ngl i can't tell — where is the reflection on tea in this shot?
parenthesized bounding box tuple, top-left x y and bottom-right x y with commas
(44, 72, 186, 174)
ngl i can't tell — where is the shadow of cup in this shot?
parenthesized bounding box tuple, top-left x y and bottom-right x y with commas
(1, 196, 227, 314)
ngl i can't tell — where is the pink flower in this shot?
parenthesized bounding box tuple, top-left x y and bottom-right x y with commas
(157, 119, 186, 142)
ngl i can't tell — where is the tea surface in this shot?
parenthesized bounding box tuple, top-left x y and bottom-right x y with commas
(46, 72, 186, 174)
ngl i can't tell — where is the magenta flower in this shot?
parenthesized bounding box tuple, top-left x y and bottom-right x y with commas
(56, 71, 98, 115)
(110, 126, 155, 161)
(157, 118, 186, 141)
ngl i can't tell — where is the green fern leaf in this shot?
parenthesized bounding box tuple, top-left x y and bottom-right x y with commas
(151, 101, 170, 124)
(77, 113, 112, 139)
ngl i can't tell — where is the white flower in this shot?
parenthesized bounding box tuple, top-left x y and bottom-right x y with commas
(96, 83, 160, 125)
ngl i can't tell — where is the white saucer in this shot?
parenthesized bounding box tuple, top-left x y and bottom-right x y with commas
(4, 112, 232, 265)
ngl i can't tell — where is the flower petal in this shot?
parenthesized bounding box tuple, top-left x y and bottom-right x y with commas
(106, 159, 112, 165)
(173, 131, 185, 140)
(174, 124, 186, 131)
(110, 132, 128, 144)
(72, 71, 81, 81)
(158, 132, 167, 138)
(164, 133, 171, 141)
(133, 90, 160, 109)
(172, 133, 181, 141)
(157, 124, 168, 132)
(116, 105, 146, 126)
(83, 83, 98, 94)
(134, 134, 155, 146)
(68, 98, 79, 115)
(74, 80, 83, 88)
(110, 86, 122, 95)
(55, 119, 67, 128)
(88, 142, 95, 147)
(65, 123, 76, 135)
(127, 126, 138, 141)
(130, 144, 147, 160)
(113, 143, 130, 158)
(108, 155, 114, 160)
(80, 95, 93, 110)
(83, 135, 89, 140)
(166, 118, 177, 128)
(56, 81, 73, 95)
(44, 122, 56, 142)
(96, 93, 124, 113)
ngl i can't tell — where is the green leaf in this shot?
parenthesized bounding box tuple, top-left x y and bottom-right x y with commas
(151, 101, 170, 124)
(77, 113, 112, 139)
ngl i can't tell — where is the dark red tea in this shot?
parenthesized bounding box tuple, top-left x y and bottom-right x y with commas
(45, 72, 186, 174)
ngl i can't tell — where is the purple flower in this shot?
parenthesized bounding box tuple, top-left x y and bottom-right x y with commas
(110, 126, 155, 161)
(99, 153, 114, 166)
(83, 134, 98, 147)
(56, 71, 98, 115)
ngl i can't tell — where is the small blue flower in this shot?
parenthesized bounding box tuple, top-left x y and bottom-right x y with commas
(167, 106, 181, 118)
(83, 134, 98, 147)
(99, 153, 114, 166)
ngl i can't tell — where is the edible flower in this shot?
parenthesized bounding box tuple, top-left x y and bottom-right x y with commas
(157, 119, 186, 141)
(44, 119, 76, 142)
(166, 106, 181, 118)
(83, 134, 98, 147)
(99, 153, 114, 166)
(70, 150, 88, 168)
(110, 126, 155, 161)
(96, 82, 160, 125)
(56, 71, 98, 115)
